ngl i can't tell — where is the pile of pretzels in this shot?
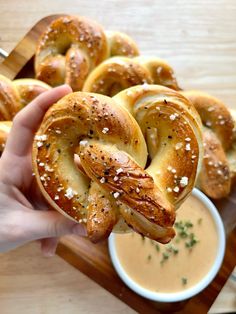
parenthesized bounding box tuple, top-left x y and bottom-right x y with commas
(0, 15, 235, 243)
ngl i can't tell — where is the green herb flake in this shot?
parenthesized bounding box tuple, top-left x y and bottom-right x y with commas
(197, 218, 203, 225)
(155, 244, 160, 252)
(147, 254, 152, 261)
(182, 277, 188, 285)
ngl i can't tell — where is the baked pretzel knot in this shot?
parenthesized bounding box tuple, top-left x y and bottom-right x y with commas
(35, 16, 139, 91)
(182, 91, 235, 199)
(0, 74, 51, 120)
(33, 85, 202, 243)
(83, 56, 180, 96)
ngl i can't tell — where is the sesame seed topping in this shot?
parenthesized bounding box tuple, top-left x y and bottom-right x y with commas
(54, 195, 59, 200)
(136, 187, 140, 193)
(39, 162, 45, 167)
(171, 168, 177, 174)
(55, 129, 61, 134)
(185, 137, 191, 142)
(167, 187, 172, 193)
(113, 176, 119, 181)
(206, 121, 212, 127)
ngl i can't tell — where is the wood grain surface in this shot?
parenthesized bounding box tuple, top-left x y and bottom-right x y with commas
(0, 1, 236, 313)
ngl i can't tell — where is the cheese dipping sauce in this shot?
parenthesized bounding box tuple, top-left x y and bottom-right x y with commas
(114, 194, 219, 293)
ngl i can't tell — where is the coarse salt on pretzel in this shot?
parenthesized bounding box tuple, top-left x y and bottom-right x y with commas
(83, 56, 180, 96)
(32, 86, 202, 243)
(35, 16, 140, 91)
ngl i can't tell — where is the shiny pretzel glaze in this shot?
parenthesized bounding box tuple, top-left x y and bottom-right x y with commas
(32, 86, 202, 243)
(0, 75, 51, 121)
(83, 56, 180, 96)
(182, 90, 235, 199)
(0, 75, 21, 120)
(35, 16, 140, 91)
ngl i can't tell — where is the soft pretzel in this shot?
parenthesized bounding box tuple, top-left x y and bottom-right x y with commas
(227, 109, 236, 183)
(0, 75, 51, 121)
(182, 90, 235, 199)
(82, 56, 180, 96)
(0, 121, 11, 156)
(0, 75, 21, 120)
(13, 79, 51, 107)
(35, 16, 140, 91)
(33, 85, 202, 243)
(105, 31, 139, 57)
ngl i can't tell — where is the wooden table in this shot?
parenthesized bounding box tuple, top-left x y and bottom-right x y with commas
(0, 0, 236, 313)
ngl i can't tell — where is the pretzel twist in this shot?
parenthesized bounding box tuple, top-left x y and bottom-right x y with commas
(35, 16, 139, 91)
(182, 90, 235, 199)
(33, 85, 202, 243)
(82, 56, 180, 96)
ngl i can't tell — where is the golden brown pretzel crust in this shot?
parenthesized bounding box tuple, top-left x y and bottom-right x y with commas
(13, 79, 51, 107)
(0, 75, 51, 121)
(33, 86, 201, 243)
(182, 90, 234, 199)
(35, 15, 109, 91)
(0, 75, 21, 121)
(0, 121, 11, 155)
(105, 31, 139, 57)
(83, 56, 180, 96)
(35, 16, 140, 91)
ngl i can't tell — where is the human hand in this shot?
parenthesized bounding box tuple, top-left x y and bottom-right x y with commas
(0, 85, 86, 255)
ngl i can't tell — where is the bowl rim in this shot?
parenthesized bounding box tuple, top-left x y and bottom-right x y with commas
(108, 188, 226, 303)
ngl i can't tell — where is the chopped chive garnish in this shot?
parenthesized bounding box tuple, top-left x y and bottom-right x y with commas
(182, 277, 187, 285)
(147, 254, 152, 261)
(197, 218, 203, 225)
(155, 244, 160, 252)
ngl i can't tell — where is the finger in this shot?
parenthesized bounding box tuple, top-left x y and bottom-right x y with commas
(40, 237, 59, 257)
(4, 84, 72, 157)
(25, 210, 87, 240)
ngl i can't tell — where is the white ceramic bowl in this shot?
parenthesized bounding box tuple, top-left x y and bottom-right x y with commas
(108, 188, 226, 303)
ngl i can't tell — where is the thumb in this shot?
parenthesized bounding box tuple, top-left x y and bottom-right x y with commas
(26, 210, 87, 240)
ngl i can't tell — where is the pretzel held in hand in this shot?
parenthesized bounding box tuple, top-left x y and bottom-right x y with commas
(33, 86, 202, 243)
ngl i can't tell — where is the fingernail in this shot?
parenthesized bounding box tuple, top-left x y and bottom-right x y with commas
(72, 224, 87, 237)
(43, 250, 56, 258)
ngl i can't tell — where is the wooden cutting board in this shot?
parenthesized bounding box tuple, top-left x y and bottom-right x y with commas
(0, 15, 236, 314)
